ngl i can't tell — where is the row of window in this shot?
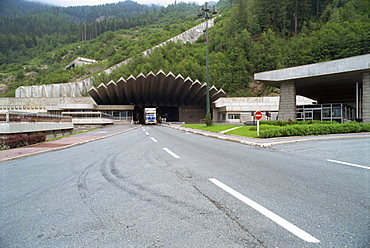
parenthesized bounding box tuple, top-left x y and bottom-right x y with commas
(0, 111, 72, 123)
(220, 114, 241, 120)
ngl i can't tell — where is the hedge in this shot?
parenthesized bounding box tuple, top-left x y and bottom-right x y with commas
(259, 120, 337, 126)
(259, 122, 370, 138)
(0, 132, 46, 149)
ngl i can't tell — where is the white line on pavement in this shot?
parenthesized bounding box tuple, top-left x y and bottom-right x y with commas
(219, 126, 242, 134)
(327, 159, 370, 170)
(151, 137, 158, 143)
(163, 148, 180, 159)
(209, 178, 320, 243)
(145, 132, 150, 136)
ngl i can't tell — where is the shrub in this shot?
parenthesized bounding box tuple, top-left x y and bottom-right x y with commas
(2, 132, 46, 149)
(26, 132, 46, 145)
(259, 121, 370, 138)
(6, 134, 28, 148)
(205, 110, 213, 126)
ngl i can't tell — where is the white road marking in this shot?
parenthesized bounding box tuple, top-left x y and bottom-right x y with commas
(151, 137, 158, 143)
(145, 132, 150, 136)
(220, 126, 242, 134)
(163, 148, 180, 159)
(209, 178, 320, 243)
(327, 159, 370, 170)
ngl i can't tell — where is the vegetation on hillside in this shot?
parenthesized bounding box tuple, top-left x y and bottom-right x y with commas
(0, 0, 369, 97)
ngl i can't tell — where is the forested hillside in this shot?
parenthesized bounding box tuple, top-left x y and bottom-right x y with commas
(0, 0, 369, 97)
(104, 0, 370, 96)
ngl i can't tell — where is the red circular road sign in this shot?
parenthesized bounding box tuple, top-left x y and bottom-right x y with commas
(255, 111, 263, 120)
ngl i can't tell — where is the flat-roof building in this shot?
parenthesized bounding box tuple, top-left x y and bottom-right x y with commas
(254, 54, 370, 123)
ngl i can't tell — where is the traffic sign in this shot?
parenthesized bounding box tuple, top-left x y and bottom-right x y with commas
(255, 111, 263, 120)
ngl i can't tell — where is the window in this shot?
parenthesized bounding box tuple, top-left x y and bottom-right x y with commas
(322, 108, 331, 118)
(332, 108, 342, 117)
(228, 114, 240, 120)
(304, 111, 312, 118)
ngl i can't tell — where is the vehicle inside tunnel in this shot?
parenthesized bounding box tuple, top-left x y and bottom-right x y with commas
(134, 106, 179, 124)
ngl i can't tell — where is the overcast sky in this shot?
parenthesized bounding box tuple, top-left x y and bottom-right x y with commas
(27, 0, 202, 7)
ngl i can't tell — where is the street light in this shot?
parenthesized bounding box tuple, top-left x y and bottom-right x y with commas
(198, 2, 217, 125)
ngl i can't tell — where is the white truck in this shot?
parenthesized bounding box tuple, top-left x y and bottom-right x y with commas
(144, 108, 157, 124)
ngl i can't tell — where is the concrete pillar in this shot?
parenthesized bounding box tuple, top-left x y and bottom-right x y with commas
(278, 81, 296, 121)
(362, 72, 370, 123)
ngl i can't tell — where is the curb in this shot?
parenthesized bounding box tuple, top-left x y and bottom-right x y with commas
(163, 124, 272, 148)
(163, 124, 370, 148)
(0, 125, 141, 163)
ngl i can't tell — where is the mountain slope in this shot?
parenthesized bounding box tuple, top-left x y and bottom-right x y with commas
(1, 0, 369, 97)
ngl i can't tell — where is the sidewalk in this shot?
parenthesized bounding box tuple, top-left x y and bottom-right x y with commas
(164, 123, 370, 148)
(0, 124, 139, 162)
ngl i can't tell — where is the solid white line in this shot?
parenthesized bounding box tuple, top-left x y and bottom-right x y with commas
(151, 137, 158, 143)
(209, 178, 320, 243)
(327, 159, 370, 170)
(163, 148, 180, 158)
(145, 132, 149, 136)
(220, 126, 242, 134)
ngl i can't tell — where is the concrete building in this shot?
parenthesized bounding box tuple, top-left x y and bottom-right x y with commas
(213, 96, 316, 123)
(255, 54, 370, 123)
(65, 57, 98, 70)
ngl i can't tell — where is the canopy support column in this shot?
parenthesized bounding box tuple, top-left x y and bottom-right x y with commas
(278, 80, 296, 121)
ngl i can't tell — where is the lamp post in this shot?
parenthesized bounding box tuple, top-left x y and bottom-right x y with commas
(198, 2, 217, 125)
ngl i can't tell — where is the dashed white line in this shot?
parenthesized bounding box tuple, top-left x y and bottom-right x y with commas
(151, 137, 158, 143)
(163, 148, 180, 158)
(145, 132, 150, 136)
(209, 178, 320, 243)
(327, 159, 370, 170)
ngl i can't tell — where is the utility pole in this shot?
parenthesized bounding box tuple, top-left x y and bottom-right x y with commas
(198, 2, 217, 125)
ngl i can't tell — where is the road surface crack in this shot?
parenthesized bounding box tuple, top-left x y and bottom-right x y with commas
(193, 185, 268, 248)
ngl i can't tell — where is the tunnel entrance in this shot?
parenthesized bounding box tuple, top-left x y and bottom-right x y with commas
(134, 106, 179, 124)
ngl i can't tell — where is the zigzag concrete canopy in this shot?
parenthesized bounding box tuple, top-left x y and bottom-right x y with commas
(88, 70, 226, 107)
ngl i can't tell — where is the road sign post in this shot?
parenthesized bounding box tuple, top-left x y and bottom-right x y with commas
(254, 111, 263, 136)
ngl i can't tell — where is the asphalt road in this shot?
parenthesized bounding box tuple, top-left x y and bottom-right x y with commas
(0, 125, 369, 247)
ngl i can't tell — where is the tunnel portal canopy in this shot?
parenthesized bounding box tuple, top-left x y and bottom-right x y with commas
(88, 70, 226, 107)
(254, 54, 370, 103)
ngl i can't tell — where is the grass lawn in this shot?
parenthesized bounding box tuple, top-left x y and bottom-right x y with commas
(181, 124, 279, 138)
(45, 128, 100, 141)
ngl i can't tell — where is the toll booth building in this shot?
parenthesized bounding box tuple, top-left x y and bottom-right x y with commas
(213, 96, 317, 123)
(254, 54, 370, 123)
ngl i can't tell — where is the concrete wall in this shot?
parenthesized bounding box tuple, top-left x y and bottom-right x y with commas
(0, 97, 95, 113)
(0, 122, 73, 134)
(278, 81, 297, 120)
(15, 80, 93, 98)
(179, 107, 205, 123)
(363, 72, 370, 123)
